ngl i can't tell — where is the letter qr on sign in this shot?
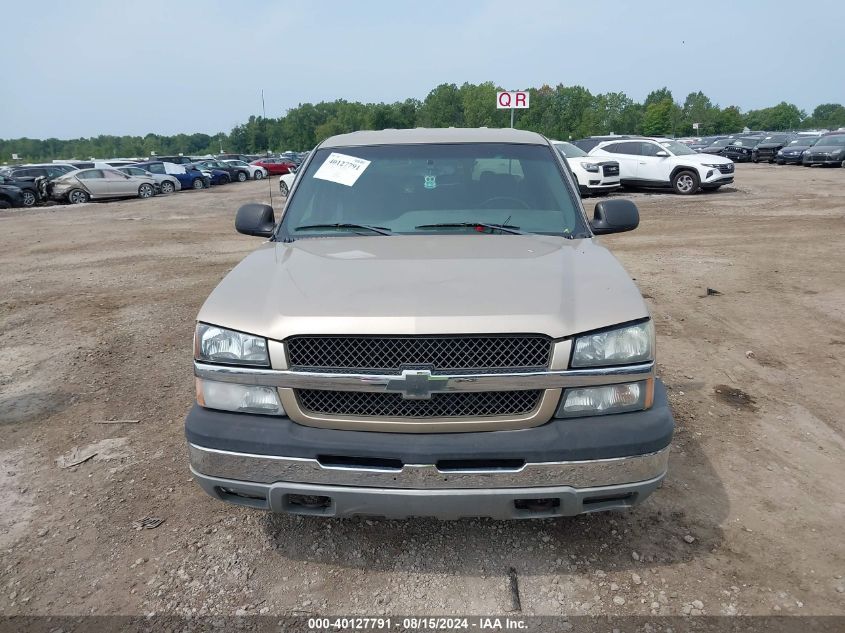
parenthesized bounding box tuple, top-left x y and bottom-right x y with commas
(497, 91, 530, 109)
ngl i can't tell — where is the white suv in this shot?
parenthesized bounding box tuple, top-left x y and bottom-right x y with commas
(590, 138, 735, 194)
(552, 141, 620, 195)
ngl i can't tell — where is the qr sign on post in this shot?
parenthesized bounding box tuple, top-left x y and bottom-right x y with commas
(497, 91, 530, 109)
(313, 152, 371, 186)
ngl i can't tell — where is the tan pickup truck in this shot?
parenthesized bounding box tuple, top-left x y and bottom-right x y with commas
(186, 128, 674, 519)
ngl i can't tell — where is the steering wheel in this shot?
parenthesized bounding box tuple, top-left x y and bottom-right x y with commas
(478, 196, 530, 209)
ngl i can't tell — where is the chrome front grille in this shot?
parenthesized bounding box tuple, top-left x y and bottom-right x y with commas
(297, 389, 543, 418)
(717, 163, 734, 174)
(286, 335, 552, 374)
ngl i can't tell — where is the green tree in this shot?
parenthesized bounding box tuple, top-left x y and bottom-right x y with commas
(418, 83, 464, 127)
(716, 106, 743, 133)
(743, 102, 805, 130)
(641, 98, 681, 136)
(806, 103, 845, 129)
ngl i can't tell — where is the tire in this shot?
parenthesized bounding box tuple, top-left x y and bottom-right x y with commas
(220, 174, 231, 185)
(279, 181, 289, 196)
(671, 170, 699, 195)
(68, 189, 89, 204)
(192, 178, 204, 189)
(0, 199, 10, 210)
(254, 170, 264, 180)
(138, 183, 154, 199)
(22, 190, 37, 207)
(776, 160, 784, 165)
(160, 180, 175, 194)
(237, 171, 248, 182)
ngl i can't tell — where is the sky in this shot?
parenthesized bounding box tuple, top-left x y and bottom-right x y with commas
(1, 0, 843, 140)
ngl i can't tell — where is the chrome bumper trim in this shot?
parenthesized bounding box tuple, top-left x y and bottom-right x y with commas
(193, 361, 654, 393)
(188, 443, 670, 490)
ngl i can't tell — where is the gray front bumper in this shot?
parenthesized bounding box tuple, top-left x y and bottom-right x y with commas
(191, 467, 665, 519)
(188, 444, 669, 519)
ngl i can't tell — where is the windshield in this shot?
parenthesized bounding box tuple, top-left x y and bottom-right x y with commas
(279, 143, 585, 239)
(819, 134, 845, 146)
(710, 139, 730, 148)
(788, 138, 817, 146)
(553, 142, 587, 158)
(762, 135, 790, 144)
(660, 140, 696, 155)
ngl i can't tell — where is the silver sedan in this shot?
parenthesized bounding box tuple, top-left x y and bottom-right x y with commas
(50, 168, 157, 204)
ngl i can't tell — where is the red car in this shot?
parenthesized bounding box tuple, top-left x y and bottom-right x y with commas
(250, 158, 296, 175)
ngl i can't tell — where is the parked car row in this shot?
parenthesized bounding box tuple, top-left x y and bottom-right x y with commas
(680, 130, 845, 167)
(0, 153, 280, 207)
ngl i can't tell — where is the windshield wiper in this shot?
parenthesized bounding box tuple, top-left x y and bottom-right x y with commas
(293, 223, 392, 236)
(414, 222, 523, 235)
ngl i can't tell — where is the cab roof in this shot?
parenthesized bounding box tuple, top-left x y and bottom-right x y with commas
(320, 127, 549, 148)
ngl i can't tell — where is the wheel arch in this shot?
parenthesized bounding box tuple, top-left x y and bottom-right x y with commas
(669, 164, 700, 181)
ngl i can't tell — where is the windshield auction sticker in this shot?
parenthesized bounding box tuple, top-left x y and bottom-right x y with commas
(313, 152, 371, 186)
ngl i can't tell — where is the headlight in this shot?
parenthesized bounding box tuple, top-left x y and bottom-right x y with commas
(196, 378, 284, 415)
(195, 324, 269, 366)
(556, 380, 652, 417)
(776, 150, 783, 155)
(580, 162, 600, 173)
(571, 320, 654, 367)
(702, 163, 724, 168)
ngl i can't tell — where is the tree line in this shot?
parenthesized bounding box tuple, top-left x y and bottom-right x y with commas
(3, 82, 845, 162)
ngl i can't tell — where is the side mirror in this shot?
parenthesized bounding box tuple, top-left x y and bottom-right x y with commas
(236, 203, 276, 237)
(591, 199, 639, 235)
(655, 150, 670, 157)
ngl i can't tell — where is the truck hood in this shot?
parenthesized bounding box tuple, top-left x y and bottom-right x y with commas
(198, 234, 649, 341)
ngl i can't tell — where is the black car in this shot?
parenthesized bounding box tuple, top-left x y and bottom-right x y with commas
(776, 137, 819, 165)
(699, 138, 732, 155)
(0, 174, 40, 207)
(802, 133, 845, 167)
(721, 137, 762, 162)
(688, 135, 727, 151)
(0, 184, 24, 209)
(752, 134, 796, 163)
(193, 159, 250, 182)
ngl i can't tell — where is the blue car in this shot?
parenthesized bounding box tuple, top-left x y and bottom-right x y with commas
(133, 161, 210, 190)
(198, 167, 230, 185)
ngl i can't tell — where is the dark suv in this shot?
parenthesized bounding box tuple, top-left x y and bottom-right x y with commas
(752, 134, 795, 163)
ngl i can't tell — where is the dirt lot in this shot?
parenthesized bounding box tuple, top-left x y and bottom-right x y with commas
(1, 165, 844, 619)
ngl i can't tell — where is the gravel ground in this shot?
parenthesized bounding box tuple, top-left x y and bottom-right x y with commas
(0, 165, 843, 619)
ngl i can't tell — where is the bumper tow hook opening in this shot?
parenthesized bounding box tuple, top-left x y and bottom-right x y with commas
(514, 497, 561, 515)
(284, 494, 333, 515)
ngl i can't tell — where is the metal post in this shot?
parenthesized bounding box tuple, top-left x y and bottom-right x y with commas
(510, 107, 515, 129)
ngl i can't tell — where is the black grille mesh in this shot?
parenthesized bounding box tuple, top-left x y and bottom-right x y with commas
(297, 390, 543, 418)
(287, 335, 551, 374)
